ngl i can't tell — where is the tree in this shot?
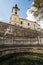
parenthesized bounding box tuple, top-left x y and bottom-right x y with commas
(29, 0, 43, 21)
(33, 0, 43, 21)
(33, 0, 43, 9)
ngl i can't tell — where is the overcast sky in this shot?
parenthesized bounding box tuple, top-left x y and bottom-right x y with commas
(0, 0, 43, 28)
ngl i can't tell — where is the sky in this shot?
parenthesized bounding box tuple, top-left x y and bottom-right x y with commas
(0, 0, 43, 28)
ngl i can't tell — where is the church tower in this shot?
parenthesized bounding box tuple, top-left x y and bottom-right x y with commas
(12, 4, 20, 15)
(10, 4, 20, 25)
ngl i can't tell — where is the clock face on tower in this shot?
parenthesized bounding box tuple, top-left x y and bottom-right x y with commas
(15, 17, 17, 21)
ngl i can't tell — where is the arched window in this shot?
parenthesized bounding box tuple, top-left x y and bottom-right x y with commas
(15, 12, 17, 14)
(21, 21, 23, 24)
(28, 23, 29, 26)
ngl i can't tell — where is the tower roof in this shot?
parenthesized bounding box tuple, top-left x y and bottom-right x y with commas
(13, 4, 20, 10)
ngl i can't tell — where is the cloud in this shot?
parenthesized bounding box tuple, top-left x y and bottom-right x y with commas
(26, 7, 36, 22)
(39, 21, 43, 28)
(26, 7, 43, 28)
(32, 2, 34, 5)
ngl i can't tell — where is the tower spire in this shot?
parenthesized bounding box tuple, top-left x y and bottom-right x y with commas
(13, 4, 20, 10)
(12, 4, 20, 15)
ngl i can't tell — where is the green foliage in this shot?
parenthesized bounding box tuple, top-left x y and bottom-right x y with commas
(29, 0, 43, 21)
(33, 0, 43, 20)
(0, 53, 43, 65)
(33, 0, 43, 9)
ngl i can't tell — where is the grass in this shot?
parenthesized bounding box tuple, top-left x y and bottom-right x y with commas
(0, 52, 43, 65)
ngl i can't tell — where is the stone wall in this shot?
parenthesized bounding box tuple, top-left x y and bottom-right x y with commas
(0, 36, 43, 45)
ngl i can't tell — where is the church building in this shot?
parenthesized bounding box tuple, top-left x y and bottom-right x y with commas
(0, 4, 43, 46)
(10, 4, 40, 31)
